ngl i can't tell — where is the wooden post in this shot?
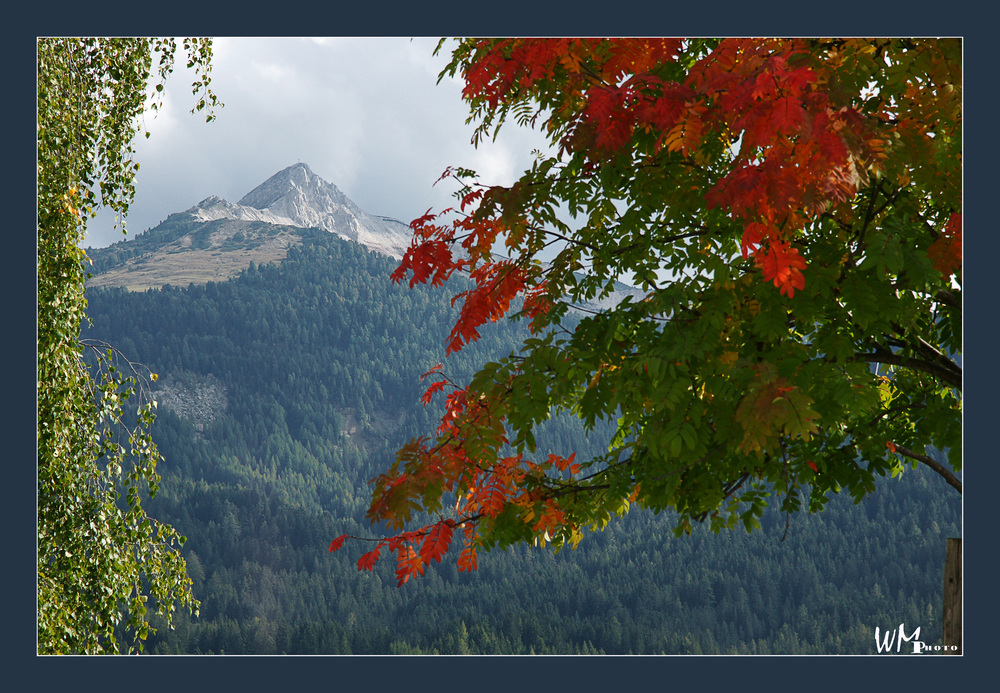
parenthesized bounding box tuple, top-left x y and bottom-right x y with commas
(942, 537, 961, 655)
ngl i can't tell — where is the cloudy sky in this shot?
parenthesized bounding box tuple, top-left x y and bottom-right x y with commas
(85, 37, 552, 248)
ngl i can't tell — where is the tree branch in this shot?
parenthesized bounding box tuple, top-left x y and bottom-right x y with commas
(894, 445, 962, 495)
(935, 289, 961, 309)
(852, 351, 962, 391)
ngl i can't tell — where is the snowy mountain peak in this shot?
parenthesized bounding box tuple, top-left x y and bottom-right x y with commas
(238, 163, 353, 213)
(188, 163, 412, 259)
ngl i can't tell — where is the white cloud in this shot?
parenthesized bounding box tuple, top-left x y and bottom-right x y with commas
(82, 37, 555, 249)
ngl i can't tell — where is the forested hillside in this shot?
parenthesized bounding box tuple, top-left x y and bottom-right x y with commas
(83, 228, 961, 654)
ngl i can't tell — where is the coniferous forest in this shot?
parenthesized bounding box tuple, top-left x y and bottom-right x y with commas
(83, 227, 961, 655)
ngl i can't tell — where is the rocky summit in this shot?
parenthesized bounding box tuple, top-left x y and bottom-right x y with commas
(191, 163, 413, 259)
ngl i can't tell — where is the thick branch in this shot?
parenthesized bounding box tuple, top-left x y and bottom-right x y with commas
(935, 289, 961, 310)
(885, 332, 963, 382)
(894, 445, 962, 495)
(853, 351, 962, 391)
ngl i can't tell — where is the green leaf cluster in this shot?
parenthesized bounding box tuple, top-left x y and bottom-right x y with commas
(37, 37, 219, 654)
(430, 38, 961, 546)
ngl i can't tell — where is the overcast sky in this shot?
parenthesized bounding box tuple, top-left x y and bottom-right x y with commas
(84, 37, 552, 248)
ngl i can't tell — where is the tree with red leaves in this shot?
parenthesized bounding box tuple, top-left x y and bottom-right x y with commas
(331, 38, 961, 586)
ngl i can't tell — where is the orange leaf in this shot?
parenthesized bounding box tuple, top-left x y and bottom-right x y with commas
(457, 546, 478, 572)
(756, 241, 807, 297)
(419, 520, 455, 565)
(532, 500, 566, 534)
(477, 477, 509, 517)
(395, 545, 426, 586)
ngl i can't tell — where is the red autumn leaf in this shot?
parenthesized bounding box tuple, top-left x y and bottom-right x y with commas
(420, 380, 447, 406)
(420, 363, 443, 380)
(928, 212, 962, 277)
(460, 187, 485, 211)
(522, 281, 553, 333)
(393, 239, 460, 289)
(740, 222, 768, 259)
(409, 207, 439, 230)
(756, 241, 807, 297)
(445, 261, 532, 354)
(419, 520, 455, 565)
(357, 546, 381, 572)
(584, 85, 635, 154)
(328, 534, 349, 553)
(548, 452, 577, 472)
(706, 165, 763, 220)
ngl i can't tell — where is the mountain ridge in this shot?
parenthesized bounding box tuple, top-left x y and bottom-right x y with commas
(85, 163, 643, 310)
(86, 163, 414, 291)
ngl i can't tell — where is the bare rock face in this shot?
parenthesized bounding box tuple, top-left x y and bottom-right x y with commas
(155, 373, 228, 432)
(187, 163, 412, 259)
